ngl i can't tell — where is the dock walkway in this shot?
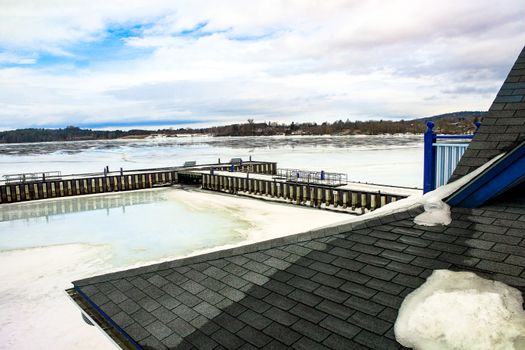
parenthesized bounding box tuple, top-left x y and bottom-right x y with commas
(196, 170, 420, 213)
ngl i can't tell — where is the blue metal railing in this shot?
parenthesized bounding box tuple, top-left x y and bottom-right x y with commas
(423, 121, 480, 193)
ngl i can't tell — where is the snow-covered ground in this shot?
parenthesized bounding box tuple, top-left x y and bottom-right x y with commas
(0, 188, 348, 350)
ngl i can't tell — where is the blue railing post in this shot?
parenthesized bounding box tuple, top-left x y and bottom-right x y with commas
(474, 121, 481, 131)
(423, 121, 436, 193)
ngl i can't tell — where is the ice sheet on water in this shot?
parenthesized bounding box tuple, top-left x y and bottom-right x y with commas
(395, 270, 525, 350)
(0, 135, 424, 187)
(0, 188, 249, 267)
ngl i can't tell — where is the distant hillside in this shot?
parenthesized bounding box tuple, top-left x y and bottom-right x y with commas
(409, 111, 486, 134)
(414, 111, 487, 122)
(0, 111, 488, 143)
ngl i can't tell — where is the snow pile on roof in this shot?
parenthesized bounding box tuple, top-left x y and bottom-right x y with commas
(314, 153, 504, 233)
(413, 199, 452, 226)
(409, 152, 505, 227)
(395, 270, 525, 350)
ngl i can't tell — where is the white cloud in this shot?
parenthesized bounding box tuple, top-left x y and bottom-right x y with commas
(0, 53, 36, 65)
(0, 0, 524, 129)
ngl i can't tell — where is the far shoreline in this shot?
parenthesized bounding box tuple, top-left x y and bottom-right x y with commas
(0, 111, 484, 144)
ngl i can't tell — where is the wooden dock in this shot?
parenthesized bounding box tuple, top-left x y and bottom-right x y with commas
(0, 161, 276, 204)
(198, 170, 419, 212)
(0, 160, 420, 213)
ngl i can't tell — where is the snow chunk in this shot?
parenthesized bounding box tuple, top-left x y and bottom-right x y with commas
(395, 270, 525, 350)
(413, 199, 451, 226)
(410, 152, 504, 227)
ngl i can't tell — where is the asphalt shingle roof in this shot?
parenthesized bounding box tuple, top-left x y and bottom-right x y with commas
(451, 45, 525, 180)
(73, 194, 525, 349)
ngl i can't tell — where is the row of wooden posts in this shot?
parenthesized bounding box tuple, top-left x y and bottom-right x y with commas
(0, 171, 177, 204)
(0, 162, 278, 204)
(0, 161, 403, 212)
(201, 174, 401, 211)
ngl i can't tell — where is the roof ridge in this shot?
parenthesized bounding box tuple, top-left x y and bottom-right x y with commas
(451, 45, 525, 180)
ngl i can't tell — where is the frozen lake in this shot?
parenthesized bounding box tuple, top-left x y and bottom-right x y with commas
(0, 134, 422, 349)
(0, 134, 423, 187)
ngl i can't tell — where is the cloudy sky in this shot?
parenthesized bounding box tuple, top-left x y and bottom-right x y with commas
(0, 0, 524, 130)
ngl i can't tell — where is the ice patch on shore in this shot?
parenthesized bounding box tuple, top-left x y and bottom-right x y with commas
(395, 270, 525, 350)
(0, 244, 115, 350)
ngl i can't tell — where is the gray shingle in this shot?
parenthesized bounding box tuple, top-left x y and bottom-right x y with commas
(145, 320, 172, 341)
(264, 306, 299, 326)
(291, 319, 330, 342)
(238, 309, 272, 330)
(319, 316, 361, 339)
(323, 334, 368, 350)
(237, 325, 273, 348)
(344, 296, 385, 316)
(315, 299, 355, 320)
(211, 328, 244, 349)
(262, 322, 302, 346)
(289, 303, 327, 324)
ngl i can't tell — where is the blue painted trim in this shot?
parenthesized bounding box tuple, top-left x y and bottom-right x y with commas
(433, 143, 471, 147)
(423, 122, 436, 193)
(447, 141, 525, 208)
(435, 135, 474, 140)
(423, 122, 479, 193)
(74, 287, 143, 350)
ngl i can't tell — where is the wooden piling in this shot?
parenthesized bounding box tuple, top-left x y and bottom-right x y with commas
(371, 194, 377, 210)
(361, 193, 367, 213)
(34, 184, 39, 199)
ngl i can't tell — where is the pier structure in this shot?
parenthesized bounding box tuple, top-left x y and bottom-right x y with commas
(0, 161, 275, 204)
(0, 159, 419, 213)
(199, 170, 419, 212)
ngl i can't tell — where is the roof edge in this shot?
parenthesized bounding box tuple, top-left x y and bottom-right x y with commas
(448, 140, 525, 207)
(73, 204, 424, 287)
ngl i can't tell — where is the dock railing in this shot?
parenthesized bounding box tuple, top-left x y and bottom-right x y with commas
(276, 168, 348, 187)
(2, 171, 62, 184)
(423, 121, 480, 193)
(0, 160, 276, 186)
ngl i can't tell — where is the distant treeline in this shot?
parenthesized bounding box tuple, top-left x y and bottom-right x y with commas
(175, 111, 486, 136)
(0, 111, 486, 143)
(0, 126, 154, 143)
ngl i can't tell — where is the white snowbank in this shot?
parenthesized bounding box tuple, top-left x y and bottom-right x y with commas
(0, 244, 116, 350)
(169, 188, 349, 244)
(395, 270, 525, 350)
